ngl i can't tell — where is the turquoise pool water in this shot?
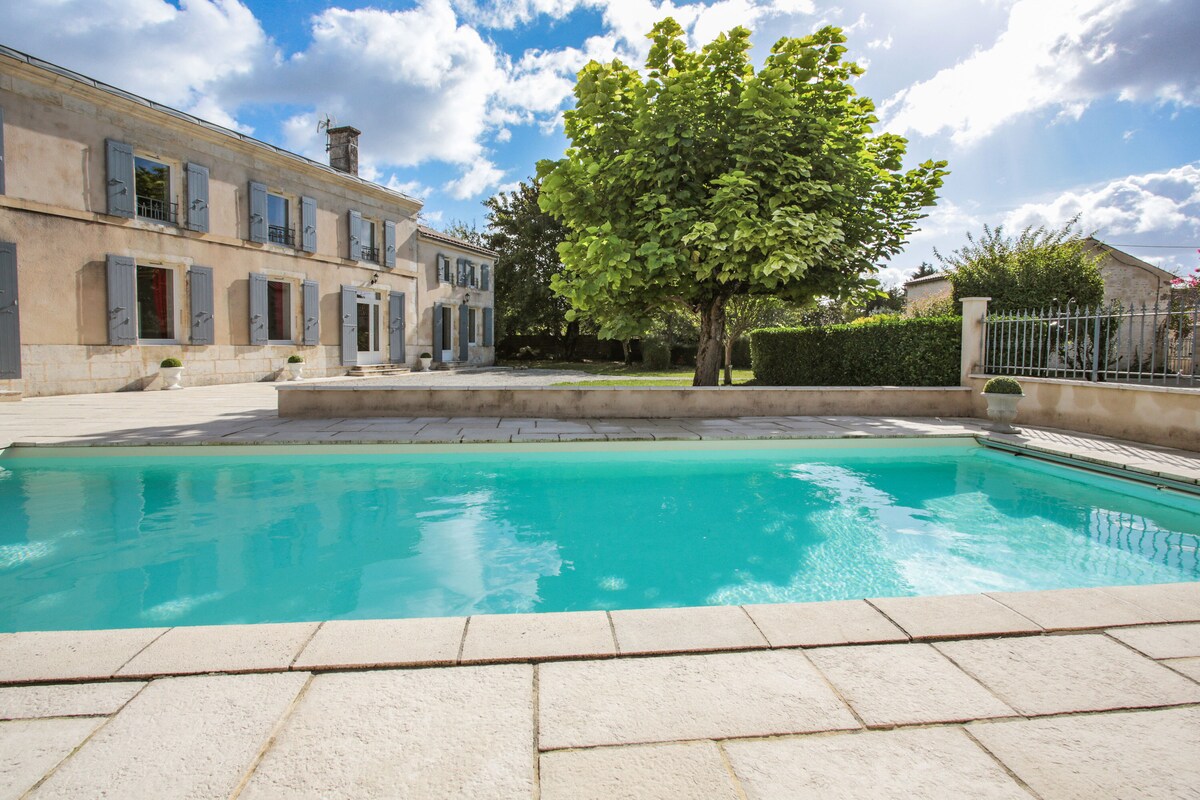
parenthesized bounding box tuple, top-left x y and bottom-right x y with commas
(0, 441, 1197, 632)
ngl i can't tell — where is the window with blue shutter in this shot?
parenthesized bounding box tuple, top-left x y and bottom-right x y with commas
(188, 266, 214, 345)
(249, 273, 268, 345)
(105, 140, 135, 218)
(437, 254, 449, 283)
(185, 163, 209, 233)
(105, 254, 137, 344)
(0, 241, 18, 378)
(248, 182, 268, 242)
(300, 196, 317, 253)
(383, 220, 396, 268)
(458, 302, 469, 361)
(481, 263, 491, 292)
(0, 107, 6, 196)
(389, 292, 405, 363)
(348, 210, 363, 260)
(302, 280, 319, 345)
(432, 302, 443, 363)
(341, 286, 358, 365)
(483, 307, 494, 347)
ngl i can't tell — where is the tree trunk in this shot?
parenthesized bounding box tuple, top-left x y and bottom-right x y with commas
(693, 295, 728, 386)
(621, 339, 631, 365)
(723, 338, 734, 386)
(561, 320, 580, 360)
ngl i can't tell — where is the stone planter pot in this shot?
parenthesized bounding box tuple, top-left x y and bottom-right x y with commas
(418, 357, 433, 371)
(287, 364, 305, 381)
(982, 392, 1022, 432)
(160, 366, 185, 390)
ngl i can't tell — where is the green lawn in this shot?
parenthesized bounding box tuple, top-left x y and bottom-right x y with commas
(553, 378, 752, 386)
(502, 359, 754, 383)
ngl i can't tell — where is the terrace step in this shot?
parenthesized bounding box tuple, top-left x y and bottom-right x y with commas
(346, 365, 409, 377)
(0, 390, 21, 402)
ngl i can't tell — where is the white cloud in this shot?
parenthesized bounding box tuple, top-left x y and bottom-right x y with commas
(878, 200, 985, 287)
(445, 158, 506, 199)
(452, 0, 600, 28)
(867, 34, 893, 51)
(881, 0, 1200, 146)
(386, 178, 434, 199)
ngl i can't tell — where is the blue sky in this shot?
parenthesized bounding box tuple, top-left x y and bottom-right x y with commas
(5, 0, 1199, 286)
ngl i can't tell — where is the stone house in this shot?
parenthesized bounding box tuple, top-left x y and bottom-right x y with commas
(0, 45, 495, 397)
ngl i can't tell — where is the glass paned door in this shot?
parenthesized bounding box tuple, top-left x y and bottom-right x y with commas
(440, 305, 454, 362)
(356, 292, 383, 364)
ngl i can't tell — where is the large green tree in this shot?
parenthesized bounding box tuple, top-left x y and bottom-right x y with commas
(538, 20, 947, 384)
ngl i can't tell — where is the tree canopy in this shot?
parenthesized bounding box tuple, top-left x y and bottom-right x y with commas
(538, 19, 947, 384)
(938, 222, 1105, 312)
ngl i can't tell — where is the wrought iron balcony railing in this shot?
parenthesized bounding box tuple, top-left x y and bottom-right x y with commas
(136, 196, 178, 224)
(269, 225, 296, 246)
(360, 246, 380, 263)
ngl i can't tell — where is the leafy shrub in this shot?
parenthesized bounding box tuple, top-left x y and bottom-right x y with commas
(419, 352, 433, 359)
(642, 340, 672, 370)
(983, 376, 1023, 395)
(750, 317, 961, 386)
(287, 354, 304, 363)
(849, 313, 904, 326)
(159, 357, 183, 368)
(907, 292, 957, 318)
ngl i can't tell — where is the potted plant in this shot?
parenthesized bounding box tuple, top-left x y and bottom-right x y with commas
(286, 354, 305, 381)
(418, 352, 433, 371)
(981, 376, 1024, 432)
(159, 357, 185, 390)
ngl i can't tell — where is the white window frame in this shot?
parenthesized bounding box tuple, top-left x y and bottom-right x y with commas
(360, 217, 380, 263)
(132, 150, 179, 227)
(135, 262, 182, 345)
(266, 191, 294, 248)
(266, 278, 295, 344)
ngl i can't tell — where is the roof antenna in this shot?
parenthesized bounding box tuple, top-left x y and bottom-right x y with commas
(317, 114, 337, 151)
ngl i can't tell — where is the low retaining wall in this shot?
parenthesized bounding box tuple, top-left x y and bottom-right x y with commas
(277, 384, 974, 419)
(968, 374, 1200, 450)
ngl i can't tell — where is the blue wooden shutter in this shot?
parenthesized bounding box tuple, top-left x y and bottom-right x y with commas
(188, 265, 214, 345)
(0, 107, 6, 196)
(341, 286, 358, 365)
(0, 242, 18, 378)
(432, 302, 443, 363)
(249, 273, 268, 345)
(438, 255, 448, 283)
(383, 220, 396, 268)
(105, 140, 135, 218)
(300, 196, 317, 253)
(455, 258, 465, 286)
(458, 303, 469, 361)
(469, 261, 477, 288)
(483, 307, 494, 347)
(302, 279, 319, 345)
(481, 263, 490, 291)
(348, 210, 362, 260)
(185, 163, 209, 233)
(248, 181, 268, 242)
(389, 292, 405, 364)
(106, 254, 137, 344)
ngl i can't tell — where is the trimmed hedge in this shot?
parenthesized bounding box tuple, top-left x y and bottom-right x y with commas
(750, 316, 962, 386)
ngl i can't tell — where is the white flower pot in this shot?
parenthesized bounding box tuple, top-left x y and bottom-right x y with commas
(983, 392, 1022, 432)
(418, 357, 433, 371)
(160, 366, 185, 390)
(287, 364, 305, 381)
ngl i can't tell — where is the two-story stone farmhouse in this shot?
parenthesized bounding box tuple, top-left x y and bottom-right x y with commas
(0, 45, 496, 397)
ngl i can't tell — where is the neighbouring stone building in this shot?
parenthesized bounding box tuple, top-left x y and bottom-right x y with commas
(0, 45, 495, 397)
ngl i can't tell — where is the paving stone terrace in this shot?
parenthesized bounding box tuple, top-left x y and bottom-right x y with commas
(2, 380, 1200, 797)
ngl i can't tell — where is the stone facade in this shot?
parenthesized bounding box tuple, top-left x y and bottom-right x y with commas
(0, 46, 494, 397)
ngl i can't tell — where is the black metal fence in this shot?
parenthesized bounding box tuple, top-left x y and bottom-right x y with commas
(983, 299, 1199, 387)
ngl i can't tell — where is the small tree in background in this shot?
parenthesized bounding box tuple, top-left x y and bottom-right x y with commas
(722, 296, 803, 384)
(938, 222, 1104, 312)
(441, 219, 486, 248)
(910, 261, 937, 279)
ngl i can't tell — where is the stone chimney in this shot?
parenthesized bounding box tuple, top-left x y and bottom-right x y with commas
(327, 125, 361, 176)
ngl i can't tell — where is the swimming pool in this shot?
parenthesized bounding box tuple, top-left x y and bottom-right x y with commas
(1, 439, 1197, 632)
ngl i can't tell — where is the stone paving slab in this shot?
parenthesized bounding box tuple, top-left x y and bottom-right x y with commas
(725, 726, 1031, 800)
(0, 718, 104, 799)
(117, 622, 319, 677)
(1163, 657, 1200, 681)
(936, 633, 1200, 715)
(1100, 582, 1200, 622)
(0, 682, 144, 721)
(807, 643, 1015, 727)
(293, 617, 466, 669)
(867, 594, 1042, 640)
(539, 741, 741, 800)
(1105, 622, 1200, 659)
(743, 600, 908, 648)
(239, 665, 534, 800)
(538, 650, 859, 750)
(27, 672, 308, 800)
(969, 707, 1200, 800)
(986, 587, 1166, 631)
(610, 606, 768, 655)
(460, 611, 616, 663)
(0, 628, 166, 683)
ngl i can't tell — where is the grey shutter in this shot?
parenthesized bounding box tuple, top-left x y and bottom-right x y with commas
(483, 307, 494, 347)
(105, 254, 137, 344)
(249, 273, 268, 345)
(188, 265, 214, 345)
(481, 263, 490, 291)
(105, 139, 135, 218)
(469, 262, 477, 288)
(185, 163, 209, 232)
(383, 220, 396, 268)
(341, 285, 358, 365)
(248, 181, 268, 243)
(458, 303, 469, 361)
(389, 292, 405, 364)
(456, 258, 466, 286)
(300, 196, 317, 253)
(0, 242, 18, 378)
(432, 302, 443, 363)
(438, 255, 449, 283)
(0, 107, 6, 196)
(302, 279, 319, 345)
(348, 210, 362, 260)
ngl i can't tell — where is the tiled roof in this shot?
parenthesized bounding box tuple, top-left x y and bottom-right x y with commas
(417, 225, 497, 258)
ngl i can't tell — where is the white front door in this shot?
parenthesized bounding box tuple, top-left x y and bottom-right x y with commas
(356, 291, 383, 365)
(440, 305, 454, 362)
